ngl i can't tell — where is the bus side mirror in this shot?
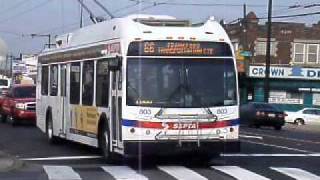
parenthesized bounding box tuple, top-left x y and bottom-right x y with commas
(108, 56, 122, 70)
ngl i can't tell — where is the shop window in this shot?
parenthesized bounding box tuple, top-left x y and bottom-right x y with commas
(82, 61, 94, 106)
(307, 44, 318, 63)
(293, 43, 305, 63)
(96, 60, 109, 107)
(41, 66, 48, 95)
(313, 93, 320, 106)
(269, 90, 303, 104)
(50, 65, 58, 96)
(70, 62, 81, 104)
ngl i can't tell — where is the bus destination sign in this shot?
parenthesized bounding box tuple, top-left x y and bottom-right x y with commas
(127, 41, 232, 56)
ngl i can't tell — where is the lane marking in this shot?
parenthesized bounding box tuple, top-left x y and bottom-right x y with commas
(158, 166, 208, 180)
(242, 139, 317, 154)
(102, 166, 148, 180)
(241, 131, 320, 145)
(43, 165, 81, 180)
(271, 167, 320, 180)
(21, 155, 102, 161)
(239, 134, 263, 140)
(211, 166, 270, 180)
(222, 153, 320, 157)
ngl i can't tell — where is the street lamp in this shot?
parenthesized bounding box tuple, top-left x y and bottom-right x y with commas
(30, 33, 51, 49)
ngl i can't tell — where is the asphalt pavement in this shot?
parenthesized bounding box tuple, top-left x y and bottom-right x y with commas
(0, 122, 319, 179)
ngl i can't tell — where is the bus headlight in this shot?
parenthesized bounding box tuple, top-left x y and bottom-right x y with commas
(15, 103, 26, 110)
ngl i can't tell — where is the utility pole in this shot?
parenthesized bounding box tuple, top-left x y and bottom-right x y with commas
(264, 0, 272, 103)
(80, 0, 83, 28)
(243, 4, 248, 50)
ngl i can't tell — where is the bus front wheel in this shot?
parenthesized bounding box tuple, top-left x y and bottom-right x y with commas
(98, 120, 115, 162)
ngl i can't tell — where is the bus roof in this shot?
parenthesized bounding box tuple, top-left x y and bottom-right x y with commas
(38, 14, 232, 63)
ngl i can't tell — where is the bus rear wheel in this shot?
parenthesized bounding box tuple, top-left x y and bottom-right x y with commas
(46, 113, 59, 144)
(98, 120, 115, 162)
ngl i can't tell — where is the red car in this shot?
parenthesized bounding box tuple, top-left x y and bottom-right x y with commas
(0, 84, 36, 125)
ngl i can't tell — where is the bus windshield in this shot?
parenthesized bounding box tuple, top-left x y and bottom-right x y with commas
(127, 58, 237, 108)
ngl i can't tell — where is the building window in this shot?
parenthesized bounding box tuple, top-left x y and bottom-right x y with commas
(70, 62, 81, 104)
(255, 40, 276, 56)
(82, 61, 94, 106)
(307, 44, 318, 63)
(96, 60, 109, 107)
(41, 66, 48, 95)
(293, 43, 305, 63)
(50, 65, 58, 96)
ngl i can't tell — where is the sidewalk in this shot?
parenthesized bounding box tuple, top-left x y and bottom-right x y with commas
(0, 151, 23, 172)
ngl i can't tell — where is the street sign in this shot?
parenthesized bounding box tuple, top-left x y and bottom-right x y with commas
(240, 51, 252, 57)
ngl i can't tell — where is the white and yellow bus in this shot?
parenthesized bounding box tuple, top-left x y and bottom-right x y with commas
(36, 14, 240, 160)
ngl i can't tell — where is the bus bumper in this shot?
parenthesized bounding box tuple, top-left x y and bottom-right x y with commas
(123, 140, 240, 155)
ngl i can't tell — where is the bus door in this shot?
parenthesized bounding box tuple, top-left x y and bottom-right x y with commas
(59, 64, 68, 135)
(109, 68, 123, 148)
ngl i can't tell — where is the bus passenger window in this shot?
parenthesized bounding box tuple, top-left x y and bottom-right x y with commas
(82, 61, 94, 106)
(41, 66, 48, 95)
(50, 65, 58, 96)
(96, 60, 109, 107)
(70, 62, 81, 104)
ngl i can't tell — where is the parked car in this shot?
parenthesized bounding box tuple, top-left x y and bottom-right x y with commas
(0, 88, 8, 122)
(0, 84, 36, 125)
(285, 108, 320, 125)
(240, 102, 286, 130)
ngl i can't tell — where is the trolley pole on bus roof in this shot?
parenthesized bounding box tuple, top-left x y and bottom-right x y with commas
(264, 0, 272, 103)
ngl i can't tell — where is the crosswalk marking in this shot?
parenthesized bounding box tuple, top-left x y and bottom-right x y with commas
(158, 166, 208, 180)
(41, 165, 320, 180)
(43, 165, 81, 180)
(211, 166, 270, 180)
(271, 167, 320, 180)
(101, 166, 148, 180)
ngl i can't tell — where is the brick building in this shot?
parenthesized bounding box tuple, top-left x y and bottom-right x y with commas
(226, 12, 320, 110)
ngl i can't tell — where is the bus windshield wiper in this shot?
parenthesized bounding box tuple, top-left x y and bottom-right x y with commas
(154, 82, 185, 118)
(127, 81, 140, 103)
(155, 67, 218, 121)
(185, 68, 218, 121)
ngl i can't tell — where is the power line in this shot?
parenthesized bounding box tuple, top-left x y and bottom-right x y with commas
(0, 0, 52, 24)
(92, 0, 115, 18)
(35, 17, 92, 35)
(121, 0, 170, 15)
(113, 1, 141, 13)
(0, 30, 22, 37)
(260, 11, 320, 20)
(0, 0, 32, 15)
(259, 2, 320, 17)
(229, 10, 320, 24)
(129, 1, 288, 8)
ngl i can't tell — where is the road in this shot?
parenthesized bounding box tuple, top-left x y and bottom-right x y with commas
(0, 122, 319, 179)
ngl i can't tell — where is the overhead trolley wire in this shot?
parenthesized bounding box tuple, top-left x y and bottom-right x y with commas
(0, 0, 53, 24)
(0, 0, 33, 15)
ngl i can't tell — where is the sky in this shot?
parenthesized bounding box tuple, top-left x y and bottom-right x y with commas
(0, 0, 319, 56)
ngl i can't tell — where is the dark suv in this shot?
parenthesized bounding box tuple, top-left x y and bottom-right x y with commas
(240, 102, 286, 130)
